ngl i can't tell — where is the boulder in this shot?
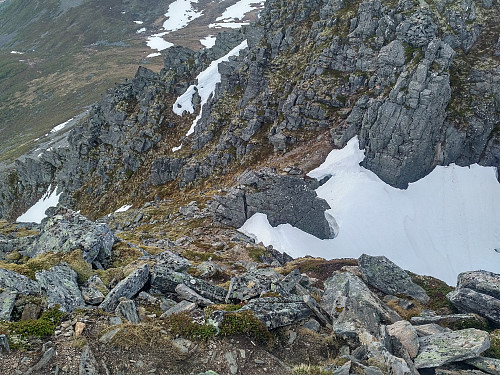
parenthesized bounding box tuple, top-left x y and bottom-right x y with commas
(25, 207, 115, 265)
(447, 271, 500, 326)
(387, 320, 419, 359)
(320, 271, 401, 340)
(161, 300, 197, 318)
(99, 264, 150, 312)
(240, 297, 311, 329)
(226, 268, 281, 302)
(414, 328, 490, 368)
(150, 265, 188, 293)
(410, 312, 487, 327)
(0, 290, 17, 321)
(154, 250, 191, 272)
(413, 323, 451, 337)
(467, 357, 500, 375)
(115, 299, 139, 323)
(358, 254, 429, 303)
(0, 268, 39, 295)
(79, 345, 99, 375)
(175, 283, 213, 306)
(36, 263, 84, 312)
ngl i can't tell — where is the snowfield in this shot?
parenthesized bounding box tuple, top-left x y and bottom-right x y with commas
(240, 137, 500, 285)
(16, 186, 61, 224)
(163, 0, 203, 32)
(216, 0, 265, 22)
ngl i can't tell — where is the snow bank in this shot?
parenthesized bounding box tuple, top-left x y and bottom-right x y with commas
(115, 204, 133, 213)
(50, 117, 73, 133)
(200, 35, 217, 48)
(163, 0, 203, 32)
(173, 40, 248, 136)
(240, 137, 500, 285)
(16, 186, 61, 224)
(216, 0, 265, 22)
(147, 33, 174, 51)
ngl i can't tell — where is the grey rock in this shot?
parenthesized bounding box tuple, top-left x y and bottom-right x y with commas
(383, 295, 415, 311)
(21, 303, 42, 320)
(99, 328, 121, 343)
(26, 207, 115, 264)
(414, 328, 491, 368)
(321, 271, 401, 340)
(25, 347, 55, 374)
(150, 265, 188, 293)
(149, 157, 185, 185)
(467, 357, 500, 375)
(387, 320, 419, 359)
(196, 261, 223, 278)
(240, 297, 311, 330)
(410, 312, 487, 327)
(0, 334, 10, 353)
(109, 317, 123, 325)
(137, 291, 158, 304)
(175, 283, 213, 306)
(300, 288, 331, 326)
(81, 286, 105, 305)
(358, 254, 429, 303)
(0, 290, 17, 321)
(454, 271, 500, 299)
(115, 299, 139, 323)
(210, 168, 334, 239)
(154, 249, 191, 272)
(0, 268, 39, 295)
(36, 263, 84, 312)
(99, 263, 150, 311)
(172, 337, 193, 354)
(79, 345, 99, 375)
(225, 350, 238, 375)
(435, 369, 489, 375)
(226, 268, 282, 302)
(414, 323, 451, 337)
(161, 300, 197, 318)
(303, 318, 321, 332)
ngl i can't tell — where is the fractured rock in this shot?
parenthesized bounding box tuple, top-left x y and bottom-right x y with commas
(175, 283, 213, 306)
(240, 297, 311, 329)
(358, 254, 429, 303)
(99, 263, 149, 312)
(414, 328, 491, 368)
(79, 345, 99, 375)
(0, 290, 17, 321)
(0, 268, 39, 295)
(161, 300, 197, 318)
(226, 268, 281, 302)
(115, 299, 139, 323)
(467, 357, 500, 375)
(36, 263, 84, 312)
(387, 320, 419, 359)
(154, 250, 192, 272)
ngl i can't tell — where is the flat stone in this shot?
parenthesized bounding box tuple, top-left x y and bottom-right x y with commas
(414, 323, 450, 337)
(171, 337, 193, 353)
(175, 283, 213, 306)
(25, 347, 55, 374)
(226, 268, 281, 302)
(414, 328, 491, 368)
(99, 263, 149, 312)
(99, 328, 121, 344)
(161, 300, 197, 318)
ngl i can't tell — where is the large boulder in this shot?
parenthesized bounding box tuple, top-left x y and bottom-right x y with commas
(99, 264, 150, 312)
(36, 263, 85, 312)
(210, 168, 335, 239)
(447, 271, 500, 326)
(358, 254, 429, 303)
(414, 329, 490, 369)
(0, 268, 39, 295)
(24, 207, 115, 265)
(320, 271, 401, 340)
(226, 268, 282, 302)
(0, 291, 17, 321)
(387, 320, 420, 359)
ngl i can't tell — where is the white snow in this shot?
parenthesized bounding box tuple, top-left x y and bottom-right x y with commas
(200, 35, 217, 48)
(133, 20, 144, 24)
(172, 145, 183, 152)
(216, 0, 264, 22)
(16, 185, 61, 224)
(50, 117, 73, 133)
(137, 28, 147, 34)
(10, 51, 24, 55)
(115, 204, 133, 213)
(239, 137, 500, 285)
(209, 22, 249, 29)
(173, 40, 248, 136)
(147, 52, 162, 58)
(147, 33, 174, 51)
(163, 0, 203, 32)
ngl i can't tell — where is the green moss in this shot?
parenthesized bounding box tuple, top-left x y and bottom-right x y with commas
(409, 273, 455, 313)
(219, 311, 273, 345)
(485, 329, 500, 359)
(163, 313, 217, 341)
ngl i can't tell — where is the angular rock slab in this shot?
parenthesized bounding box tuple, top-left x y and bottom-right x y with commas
(0, 290, 17, 321)
(99, 263, 149, 312)
(320, 271, 401, 339)
(358, 254, 429, 303)
(0, 268, 39, 295)
(448, 288, 500, 327)
(36, 263, 84, 312)
(387, 320, 419, 359)
(154, 250, 191, 272)
(467, 357, 500, 375)
(226, 268, 281, 302)
(240, 297, 311, 330)
(414, 328, 490, 369)
(26, 207, 115, 264)
(455, 271, 500, 299)
(115, 299, 139, 323)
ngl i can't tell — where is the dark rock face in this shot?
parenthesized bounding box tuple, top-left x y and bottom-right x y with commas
(211, 168, 334, 239)
(24, 207, 115, 265)
(35, 263, 85, 312)
(447, 270, 500, 326)
(358, 254, 429, 303)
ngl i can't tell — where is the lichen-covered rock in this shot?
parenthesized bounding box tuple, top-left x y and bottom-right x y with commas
(240, 297, 311, 330)
(154, 250, 192, 272)
(358, 254, 429, 303)
(25, 207, 115, 265)
(210, 168, 335, 239)
(320, 271, 401, 340)
(0, 291, 17, 321)
(387, 320, 419, 359)
(99, 263, 149, 312)
(79, 345, 99, 375)
(115, 299, 139, 323)
(467, 356, 500, 375)
(414, 329, 491, 369)
(226, 268, 282, 302)
(35, 263, 84, 312)
(150, 265, 188, 294)
(175, 283, 213, 306)
(0, 268, 39, 295)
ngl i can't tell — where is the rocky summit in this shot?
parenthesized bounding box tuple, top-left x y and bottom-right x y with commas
(0, 0, 499, 374)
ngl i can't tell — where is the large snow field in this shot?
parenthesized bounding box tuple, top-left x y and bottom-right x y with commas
(16, 185, 61, 224)
(163, 0, 203, 32)
(240, 137, 500, 285)
(173, 40, 248, 138)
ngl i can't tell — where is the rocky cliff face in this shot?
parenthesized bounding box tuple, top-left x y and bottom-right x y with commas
(0, 0, 499, 221)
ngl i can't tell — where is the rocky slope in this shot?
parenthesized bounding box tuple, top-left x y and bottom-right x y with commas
(0, 208, 499, 375)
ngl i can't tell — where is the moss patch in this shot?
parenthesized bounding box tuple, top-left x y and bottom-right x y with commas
(485, 329, 500, 359)
(409, 273, 455, 313)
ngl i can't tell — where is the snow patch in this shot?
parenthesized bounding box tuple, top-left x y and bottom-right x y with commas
(115, 204, 133, 213)
(137, 28, 147, 34)
(133, 20, 144, 24)
(16, 186, 61, 224)
(240, 137, 500, 285)
(147, 33, 174, 51)
(163, 0, 203, 32)
(10, 51, 24, 55)
(209, 22, 249, 29)
(200, 35, 217, 48)
(172, 145, 183, 152)
(173, 40, 248, 136)
(147, 52, 162, 58)
(50, 117, 73, 133)
(216, 0, 265, 22)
